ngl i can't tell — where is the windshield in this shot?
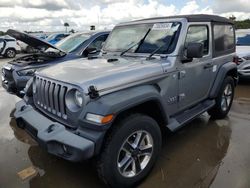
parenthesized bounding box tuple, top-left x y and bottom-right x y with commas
(236, 32, 250, 46)
(46, 34, 58, 41)
(55, 33, 90, 53)
(104, 22, 181, 55)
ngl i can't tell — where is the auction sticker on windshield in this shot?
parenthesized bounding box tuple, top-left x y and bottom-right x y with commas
(152, 23, 172, 30)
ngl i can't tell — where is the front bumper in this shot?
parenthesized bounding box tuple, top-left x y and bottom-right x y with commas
(2, 67, 16, 93)
(238, 69, 250, 78)
(2, 67, 31, 96)
(238, 61, 250, 78)
(14, 100, 95, 162)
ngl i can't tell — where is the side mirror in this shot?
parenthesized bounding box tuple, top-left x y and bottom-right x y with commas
(83, 47, 97, 57)
(186, 42, 204, 59)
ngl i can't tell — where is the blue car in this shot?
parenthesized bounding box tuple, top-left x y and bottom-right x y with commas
(46, 33, 70, 44)
(2, 29, 110, 97)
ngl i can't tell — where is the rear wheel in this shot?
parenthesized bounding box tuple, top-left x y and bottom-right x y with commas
(5, 48, 16, 58)
(208, 76, 235, 119)
(97, 114, 162, 187)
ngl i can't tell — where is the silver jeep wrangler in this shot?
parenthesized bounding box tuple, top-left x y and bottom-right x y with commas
(14, 14, 238, 187)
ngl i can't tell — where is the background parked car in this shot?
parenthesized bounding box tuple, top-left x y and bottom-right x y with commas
(0, 35, 21, 58)
(236, 29, 250, 79)
(17, 33, 48, 53)
(32, 33, 49, 40)
(17, 40, 38, 53)
(2, 29, 110, 97)
(46, 33, 70, 44)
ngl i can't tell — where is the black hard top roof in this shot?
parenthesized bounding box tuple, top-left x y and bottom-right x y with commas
(132, 14, 233, 24)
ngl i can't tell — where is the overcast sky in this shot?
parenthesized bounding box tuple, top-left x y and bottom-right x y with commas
(0, 0, 249, 32)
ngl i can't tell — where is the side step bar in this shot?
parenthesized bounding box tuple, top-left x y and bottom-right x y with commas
(167, 100, 215, 132)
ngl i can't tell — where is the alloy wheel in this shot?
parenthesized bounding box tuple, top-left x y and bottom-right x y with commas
(221, 83, 233, 112)
(7, 50, 15, 58)
(117, 130, 153, 178)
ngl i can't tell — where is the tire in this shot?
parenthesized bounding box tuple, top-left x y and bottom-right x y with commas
(208, 76, 235, 119)
(97, 114, 162, 187)
(5, 48, 16, 58)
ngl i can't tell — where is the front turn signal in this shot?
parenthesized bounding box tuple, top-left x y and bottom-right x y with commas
(86, 113, 114, 124)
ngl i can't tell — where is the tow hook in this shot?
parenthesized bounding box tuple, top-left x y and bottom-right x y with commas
(47, 124, 57, 133)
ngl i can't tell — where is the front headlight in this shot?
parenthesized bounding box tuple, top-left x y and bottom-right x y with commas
(65, 89, 84, 112)
(17, 69, 36, 76)
(74, 90, 83, 107)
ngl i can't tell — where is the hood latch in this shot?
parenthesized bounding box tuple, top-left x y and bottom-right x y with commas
(88, 85, 99, 99)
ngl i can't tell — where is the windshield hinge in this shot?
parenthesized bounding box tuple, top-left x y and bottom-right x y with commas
(178, 70, 186, 79)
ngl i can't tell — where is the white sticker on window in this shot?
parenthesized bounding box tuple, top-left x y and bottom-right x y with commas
(152, 23, 172, 30)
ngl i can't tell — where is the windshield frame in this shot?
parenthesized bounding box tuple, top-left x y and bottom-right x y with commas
(103, 22, 182, 56)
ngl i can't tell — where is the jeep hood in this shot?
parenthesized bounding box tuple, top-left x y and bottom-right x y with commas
(7, 29, 62, 52)
(38, 57, 167, 93)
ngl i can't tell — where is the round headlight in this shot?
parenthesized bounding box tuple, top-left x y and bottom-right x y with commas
(65, 89, 84, 112)
(74, 90, 83, 107)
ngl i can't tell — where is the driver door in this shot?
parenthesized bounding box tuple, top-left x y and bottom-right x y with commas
(178, 24, 214, 111)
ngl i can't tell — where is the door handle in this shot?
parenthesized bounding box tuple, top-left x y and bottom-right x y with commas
(204, 63, 213, 69)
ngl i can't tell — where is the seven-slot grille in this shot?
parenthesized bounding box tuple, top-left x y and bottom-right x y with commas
(34, 76, 68, 120)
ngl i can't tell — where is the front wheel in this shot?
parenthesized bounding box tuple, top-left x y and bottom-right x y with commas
(208, 76, 235, 119)
(97, 114, 162, 187)
(5, 48, 16, 58)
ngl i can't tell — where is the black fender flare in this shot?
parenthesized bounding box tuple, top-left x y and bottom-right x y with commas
(209, 62, 238, 98)
(83, 85, 168, 126)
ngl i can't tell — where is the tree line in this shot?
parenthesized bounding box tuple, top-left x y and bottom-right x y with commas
(227, 15, 250, 29)
(234, 20, 250, 29)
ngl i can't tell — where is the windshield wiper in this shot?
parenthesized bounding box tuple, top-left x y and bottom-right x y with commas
(120, 28, 151, 56)
(146, 30, 178, 60)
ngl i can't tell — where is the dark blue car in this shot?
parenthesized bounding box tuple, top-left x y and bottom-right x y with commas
(2, 29, 110, 97)
(46, 33, 70, 44)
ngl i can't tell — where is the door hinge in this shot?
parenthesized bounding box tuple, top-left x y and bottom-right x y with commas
(178, 70, 186, 79)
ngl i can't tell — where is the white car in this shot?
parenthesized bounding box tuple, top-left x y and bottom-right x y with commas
(17, 40, 37, 53)
(236, 29, 250, 79)
(0, 35, 21, 58)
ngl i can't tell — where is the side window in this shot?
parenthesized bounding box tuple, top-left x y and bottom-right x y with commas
(88, 34, 108, 50)
(214, 24, 234, 55)
(185, 25, 209, 55)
